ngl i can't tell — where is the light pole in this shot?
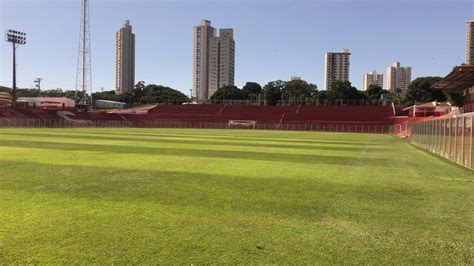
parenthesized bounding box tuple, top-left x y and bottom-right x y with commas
(34, 78, 42, 95)
(5, 30, 26, 105)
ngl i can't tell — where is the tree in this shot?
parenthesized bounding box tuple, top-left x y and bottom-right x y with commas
(282, 79, 317, 104)
(92, 90, 120, 102)
(325, 81, 367, 101)
(0, 86, 11, 93)
(210, 85, 246, 102)
(241, 82, 262, 100)
(132, 81, 146, 104)
(41, 89, 67, 97)
(140, 84, 189, 104)
(405, 76, 445, 105)
(263, 80, 286, 105)
(365, 84, 384, 101)
(386, 92, 402, 105)
(16, 88, 40, 97)
(444, 90, 464, 107)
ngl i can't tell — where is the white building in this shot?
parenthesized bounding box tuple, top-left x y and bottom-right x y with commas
(324, 49, 350, 90)
(467, 20, 474, 65)
(386, 62, 411, 96)
(208, 29, 235, 97)
(17, 97, 75, 109)
(115, 20, 135, 95)
(363, 70, 384, 90)
(193, 20, 235, 101)
(94, 99, 127, 109)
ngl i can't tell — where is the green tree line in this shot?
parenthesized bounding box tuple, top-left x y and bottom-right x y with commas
(211, 77, 464, 106)
(1, 76, 465, 107)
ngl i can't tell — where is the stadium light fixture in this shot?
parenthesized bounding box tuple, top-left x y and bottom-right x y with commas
(5, 29, 27, 104)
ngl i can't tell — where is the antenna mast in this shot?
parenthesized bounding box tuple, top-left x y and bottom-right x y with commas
(75, 0, 92, 107)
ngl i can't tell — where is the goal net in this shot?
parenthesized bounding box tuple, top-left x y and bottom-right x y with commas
(228, 120, 257, 129)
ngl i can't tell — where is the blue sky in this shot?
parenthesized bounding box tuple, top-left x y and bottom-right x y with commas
(1, 0, 473, 95)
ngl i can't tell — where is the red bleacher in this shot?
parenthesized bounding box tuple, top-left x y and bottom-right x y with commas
(0, 108, 26, 118)
(67, 111, 125, 121)
(0, 107, 58, 119)
(1, 104, 400, 128)
(125, 104, 397, 126)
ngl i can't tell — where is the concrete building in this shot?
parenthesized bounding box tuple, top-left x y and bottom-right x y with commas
(467, 20, 474, 65)
(95, 99, 127, 109)
(193, 20, 235, 101)
(208, 29, 235, 97)
(324, 49, 351, 90)
(386, 62, 411, 96)
(115, 20, 135, 95)
(363, 70, 384, 90)
(17, 97, 75, 109)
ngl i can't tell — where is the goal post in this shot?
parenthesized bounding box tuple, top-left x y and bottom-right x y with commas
(228, 120, 257, 129)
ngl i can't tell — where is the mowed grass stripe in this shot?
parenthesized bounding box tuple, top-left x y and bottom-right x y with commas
(0, 129, 389, 148)
(0, 131, 390, 154)
(0, 128, 473, 264)
(12, 127, 390, 145)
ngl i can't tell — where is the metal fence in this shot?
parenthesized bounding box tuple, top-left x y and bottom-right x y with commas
(199, 99, 391, 106)
(0, 117, 393, 134)
(411, 113, 473, 170)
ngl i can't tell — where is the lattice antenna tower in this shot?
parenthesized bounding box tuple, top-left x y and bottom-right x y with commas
(75, 0, 92, 106)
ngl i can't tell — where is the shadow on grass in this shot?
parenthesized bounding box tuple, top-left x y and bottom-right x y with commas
(45, 129, 388, 146)
(1, 132, 391, 152)
(0, 139, 389, 166)
(1, 161, 423, 222)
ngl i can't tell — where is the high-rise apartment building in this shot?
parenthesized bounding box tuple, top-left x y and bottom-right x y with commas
(193, 20, 215, 101)
(363, 70, 383, 90)
(193, 20, 235, 101)
(115, 20, 135, 95)
(467, 20, 474, 65)
(209, 29, 235, 97)
(386, 62, 411, 96)
(324, 49, 351, 90)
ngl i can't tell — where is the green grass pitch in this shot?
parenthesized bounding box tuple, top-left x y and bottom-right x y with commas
(1, 128, 473, 264)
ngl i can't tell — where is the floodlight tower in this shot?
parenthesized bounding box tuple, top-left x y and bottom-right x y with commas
(5, 30, 26, 104)
(75, 0, 92, 107)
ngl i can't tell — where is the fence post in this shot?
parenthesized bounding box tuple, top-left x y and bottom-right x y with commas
(471, 115, 473, 169)
(448, 119, 452, 160)
(461, 116, 465, 166)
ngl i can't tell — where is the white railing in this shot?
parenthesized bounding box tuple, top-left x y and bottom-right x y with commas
(0, 117, 392, 134)
(411, 113, 474, 170)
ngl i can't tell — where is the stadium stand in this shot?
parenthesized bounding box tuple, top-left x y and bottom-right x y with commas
(126, 104, 397, 126)
(0, 104, 398, 124)
(0, 103, 409, 133)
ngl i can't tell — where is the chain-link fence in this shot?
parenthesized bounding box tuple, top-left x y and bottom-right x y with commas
(411, 113, 473, 170)
(0, 117, 393, 134)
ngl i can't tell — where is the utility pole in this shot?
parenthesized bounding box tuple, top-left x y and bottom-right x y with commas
(5, 30, 26, 105)
(34, 78, 42, 94)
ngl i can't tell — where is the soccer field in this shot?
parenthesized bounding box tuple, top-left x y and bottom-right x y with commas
(1, 128, 473, 264)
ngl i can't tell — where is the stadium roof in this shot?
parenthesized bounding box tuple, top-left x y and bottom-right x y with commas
(432, 65, 474, 91)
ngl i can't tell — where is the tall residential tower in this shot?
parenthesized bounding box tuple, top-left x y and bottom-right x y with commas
(386, 62, 411, 96)
(467, 20, 474, 65)
(324, 49, 351, 90)
(209, 29, 235, 97)
(193, 20, 235, 101)
(115, 20, 135, 95)
(363, 70, 383, 90)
